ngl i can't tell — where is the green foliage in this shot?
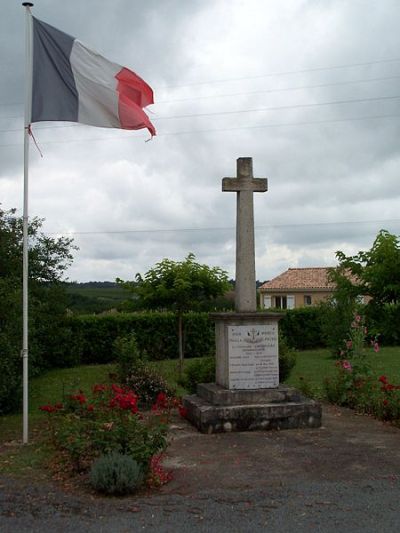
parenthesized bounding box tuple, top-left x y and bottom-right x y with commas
(118, 253, 230, 369)
(122, 366, 174, 407)
(278, 334, 297, 382)
(181, 357, 216, 393)
(279, 307, 325, 349)
(46, 384, 168, 473)
(120, 253, 230, 314)
(114, 333, 146, 380)
(324, 230, 400, 354)
(335, 230, 400, 306)
(0, 207, 76, 414)
(90, 452, 144, 495)
(319, 298, 358, 357)
(66, 311, 215, 364)
(323, 313, 379, 411)
(365, 303, 400, 346)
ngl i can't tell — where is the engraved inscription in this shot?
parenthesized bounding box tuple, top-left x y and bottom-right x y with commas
(228, 323, 279, 389)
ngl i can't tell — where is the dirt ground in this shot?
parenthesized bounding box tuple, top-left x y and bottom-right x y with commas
(162, 402, 400, 493)
(0, 403, 399, 532)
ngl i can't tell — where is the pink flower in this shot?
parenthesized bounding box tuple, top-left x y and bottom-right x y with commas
(342, 360, 352, 371)
(355, 315, 361, 323)
(373, 342, 380, 353)
(346, 340, 353, 349)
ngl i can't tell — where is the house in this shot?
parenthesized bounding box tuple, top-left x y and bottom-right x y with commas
(259, 267, 336, 309)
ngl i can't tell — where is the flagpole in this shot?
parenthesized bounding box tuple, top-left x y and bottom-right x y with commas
(22, 2, 33, 445)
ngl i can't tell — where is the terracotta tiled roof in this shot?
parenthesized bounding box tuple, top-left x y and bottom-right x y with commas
(259, 267, 335, 291)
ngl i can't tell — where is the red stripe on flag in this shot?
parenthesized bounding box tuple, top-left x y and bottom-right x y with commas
(115, 67, 156, 135)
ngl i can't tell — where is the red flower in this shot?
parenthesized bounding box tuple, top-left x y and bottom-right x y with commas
(155, 392, 168, 409)
(70, 393, 87, 404)
(39, 404, 57, 413)
(148, 454, 173, 487)
(87, 404, 95, 412)
(178, 405, 188, 419)
(379, 375, 388, 384)
(93, 384, 108, 393)
(383, 399, 389, 406)
(110, 390, 138, 411)
(111, 384, 124, 394)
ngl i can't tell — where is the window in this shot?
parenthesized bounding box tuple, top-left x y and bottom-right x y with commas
(263, 295, 272, 308)
(274, 296, 287, 309)
(304, 295, 312, 306)
(274, 295, 295, 309)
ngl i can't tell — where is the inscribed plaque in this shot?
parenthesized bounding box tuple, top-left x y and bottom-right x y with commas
(227, 323, 279, 389)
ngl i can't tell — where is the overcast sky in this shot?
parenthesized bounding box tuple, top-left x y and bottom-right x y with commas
(1, 0, 400, 282)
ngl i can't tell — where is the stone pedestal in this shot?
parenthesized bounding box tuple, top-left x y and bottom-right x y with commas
(184, 383, 321, 434)
(183, 312, 322, 434)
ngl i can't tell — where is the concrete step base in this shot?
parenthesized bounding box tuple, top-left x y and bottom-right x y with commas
(183, 384, 322, 434)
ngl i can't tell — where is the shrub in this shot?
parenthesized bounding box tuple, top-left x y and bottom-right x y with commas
(89, 452, 144, 495)
(279, 307, 325, 350)
(65, 312, 212, 365)
(278, 334, 297, 382)
(43, 383, 169, 473)
(319, 299, 359, 357)
(64, 308, 327, 368)
(123, 366, 174, 408)
(114, 333, 146, 381)
(182, 357, 215, 394)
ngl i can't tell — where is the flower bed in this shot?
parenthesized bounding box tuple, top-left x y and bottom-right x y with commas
(323, 314, 400, 426)
(40, 383, 186, 493)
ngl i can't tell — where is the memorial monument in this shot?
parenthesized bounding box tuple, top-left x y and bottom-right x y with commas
(183, 157, 321, 433)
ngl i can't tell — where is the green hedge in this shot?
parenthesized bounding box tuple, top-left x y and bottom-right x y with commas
(65, 311, 215, 365)
(278, 307, 326, 349)
(63, 307, 327, 366)
(365, 303, 400, 346)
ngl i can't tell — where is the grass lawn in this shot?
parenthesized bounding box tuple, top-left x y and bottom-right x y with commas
(286, 345, 400, 396)
(0, 347, 399, 477)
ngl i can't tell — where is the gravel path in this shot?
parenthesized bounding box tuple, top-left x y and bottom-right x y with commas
(1, 404, 399, 532)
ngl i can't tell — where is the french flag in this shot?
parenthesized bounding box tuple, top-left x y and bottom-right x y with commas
(31, 17, 156, 136)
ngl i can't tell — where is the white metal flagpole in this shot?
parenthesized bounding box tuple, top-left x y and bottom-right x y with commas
(22, 2, 34, 445)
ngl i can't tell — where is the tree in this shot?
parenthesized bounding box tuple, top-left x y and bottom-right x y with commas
(0, 207, 76, 413)
(323, 230, 400, 355)
(119, 253, 230, 374)
(334, 230, 400, 306)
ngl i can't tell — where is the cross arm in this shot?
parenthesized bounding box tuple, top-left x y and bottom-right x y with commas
(222, 177, 268, 192)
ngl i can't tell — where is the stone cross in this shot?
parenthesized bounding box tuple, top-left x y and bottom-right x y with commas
(222, 157, 268, 312)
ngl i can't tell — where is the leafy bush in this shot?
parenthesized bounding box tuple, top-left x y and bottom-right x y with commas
(279, 307, 325, 350)
(42, 384, 169, 473)
(278, 334, 297, 382)
(123, 366, 174, 408)
(89, 452, 143, 495)
(365, 303, 400, 346)
(182, 357, 215, 393)
(114, 333, 146, 380)
(66, 311, 214, 365)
